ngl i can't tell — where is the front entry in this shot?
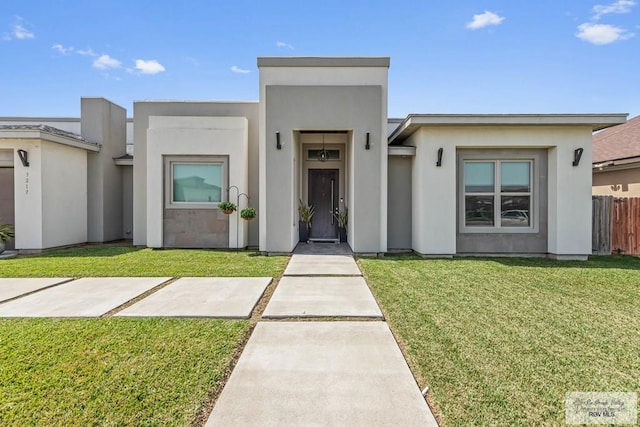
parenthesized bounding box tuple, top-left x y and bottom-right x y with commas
(308, 169, 338, 240)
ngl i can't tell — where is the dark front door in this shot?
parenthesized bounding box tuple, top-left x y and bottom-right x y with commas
(0, 167, 15, 250)
(308, 169, 338, 239)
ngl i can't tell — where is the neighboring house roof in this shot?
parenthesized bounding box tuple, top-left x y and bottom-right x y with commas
(593, 115, 640, 164)
(0, 124, 100, 151)
(388, 113, 628, 145)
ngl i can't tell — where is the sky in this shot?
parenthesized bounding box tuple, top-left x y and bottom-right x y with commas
(1, 0, 638, 119)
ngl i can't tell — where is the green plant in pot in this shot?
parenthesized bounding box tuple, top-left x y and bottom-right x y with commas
(332, 207, 348, 243)
(218, 201, 237, 214)
(298, 199, 315, 242)
(240, 207, 257, 221)
(0, 222, 15, 254)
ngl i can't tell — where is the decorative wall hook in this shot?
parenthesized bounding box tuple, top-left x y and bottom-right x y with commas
(436, 147, 443, 167)
(365, 132, 370, 150)
(572, 148, 584, 166)
(17, 149, 29, 167)
(276, 131, 282, 150)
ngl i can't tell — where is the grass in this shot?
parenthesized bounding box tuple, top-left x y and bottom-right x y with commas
(358, 255, 640, 426)
(0, 318, 250, 426)
(0, 243, 288, 277)
(0, 244, 287, 425)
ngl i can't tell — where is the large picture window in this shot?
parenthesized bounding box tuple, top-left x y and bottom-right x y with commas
(463, 160, 533, 230)
(165, 156, 228, 209)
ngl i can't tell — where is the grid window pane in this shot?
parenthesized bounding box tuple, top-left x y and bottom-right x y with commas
(501, 196, 530, 227)
(465, 195, 495, 226)
(465, 162, 495, 193)
(172, 164, 222, 203)
(501, 162, 530, 192)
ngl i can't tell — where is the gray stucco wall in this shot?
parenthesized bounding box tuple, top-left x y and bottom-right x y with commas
(82, 98, 126, 242)
(133, 102, 259, 247)
(387, 156, 412, 249)
(264, 85, 383, 253)
(456, 148, 548, 254)
(122, 165, 133, 239)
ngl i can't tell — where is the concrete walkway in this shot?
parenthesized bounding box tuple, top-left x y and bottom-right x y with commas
(207, 243, 438, 426)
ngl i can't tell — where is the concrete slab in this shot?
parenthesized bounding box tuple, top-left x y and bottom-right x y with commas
(206, 322, 437, 427)
(116, 277, 272, 318)
(263, 276, 382, 318)
(0, 277, 170, 317)
(284, 254, 361, 276)
(0, 278, 70, 302)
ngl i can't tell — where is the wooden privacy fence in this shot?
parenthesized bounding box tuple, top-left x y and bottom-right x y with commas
(592, 195, 640, 255)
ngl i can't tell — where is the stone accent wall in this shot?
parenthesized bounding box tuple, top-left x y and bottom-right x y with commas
(163, 209, 229, 248)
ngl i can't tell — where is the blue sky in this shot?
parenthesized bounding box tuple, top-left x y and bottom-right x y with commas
(1, 1, 638, 118)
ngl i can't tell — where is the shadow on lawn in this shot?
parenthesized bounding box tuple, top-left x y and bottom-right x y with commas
(357, 253, 640, 270)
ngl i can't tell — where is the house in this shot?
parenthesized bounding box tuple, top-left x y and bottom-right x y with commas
(0, 57, 627, 259)
(592, 115, 640, 196)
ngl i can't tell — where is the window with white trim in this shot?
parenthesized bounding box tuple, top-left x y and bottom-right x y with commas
(463, 160, 533, 229)
(164, 156, 228, 209)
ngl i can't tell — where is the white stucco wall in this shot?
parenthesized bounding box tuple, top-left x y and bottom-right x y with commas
(0, 138, 88, 250)
(41, 141, 88, 247)
(145, 116, 248, 248)
(408, 125, 594, 257)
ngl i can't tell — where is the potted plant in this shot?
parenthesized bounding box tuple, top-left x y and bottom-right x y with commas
(0, 222, 15, 254)
(218, 201, 237, 214)
(332, 207, 348, 243)
(298, 199, 315, 242)
(240, 207, 257, 221)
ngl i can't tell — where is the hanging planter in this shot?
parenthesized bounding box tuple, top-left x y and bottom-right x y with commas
(218, 201, 237, 215)
(240, 207, 257, 221)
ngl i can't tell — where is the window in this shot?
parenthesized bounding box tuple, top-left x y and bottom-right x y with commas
(307, 149, 340, 161)
(463, 160, 533, 230)
(165, 156, 228, 209)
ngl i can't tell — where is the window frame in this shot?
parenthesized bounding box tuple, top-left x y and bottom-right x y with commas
(164, 155, 228, 210)
(459, 152, 540, 234)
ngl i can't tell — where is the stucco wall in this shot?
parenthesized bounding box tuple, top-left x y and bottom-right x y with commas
(145, 116, 248, 248)
(408, 125, 594, 257)
(133, 102, 259, 247)
(82, 98, 126, 242)
(41, 141, 87, 247)
(259, 59, 388, 254)
(263, 85, 384, 253)
(122, 165, 133, 239)
(387, 156, 412, 249)
(593, 167, 640, 197)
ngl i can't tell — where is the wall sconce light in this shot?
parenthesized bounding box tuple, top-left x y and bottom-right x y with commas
(17, 149, 29, 167)
(365, 132, 370, 150)
(276, 132, 282, 150)
(572, 148, 583, 166)
(436, 147, 443, 167)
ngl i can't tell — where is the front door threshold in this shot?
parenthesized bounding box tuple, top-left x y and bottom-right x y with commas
(308, 238, 340, 244)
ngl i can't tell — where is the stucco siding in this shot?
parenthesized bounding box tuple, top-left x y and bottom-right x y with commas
(387, 156, 412, 249)
(41, 141, 87, 248)
(133, 102, 258, 247)
(263, 85, 384, 253)
(593, 167, 640, 197)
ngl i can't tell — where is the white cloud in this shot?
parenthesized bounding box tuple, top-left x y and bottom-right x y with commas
(52, 44, 73, 55)
(576, 22, 634, 44)
(276, 41, 294, 50)
(466, 11, 505, 30)
(230, 65, 250, 74)
(593, 0, 636, 20)
(134, 59, 166, 75)
(76, 48, 97, 57)
(2, 33, 12, 41)
(93, 54, 122, 70)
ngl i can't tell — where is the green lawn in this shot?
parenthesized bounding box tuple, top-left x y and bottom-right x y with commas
(0, 318, 250, 426)
(0, 243, 288, 277)
(358, 255, 640, 426)
(0, 245, 287, 425)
